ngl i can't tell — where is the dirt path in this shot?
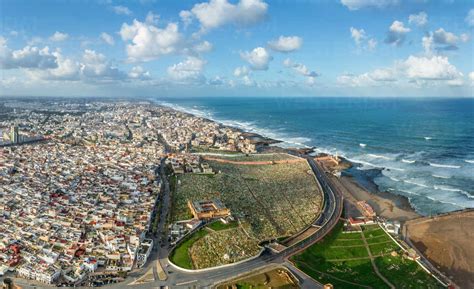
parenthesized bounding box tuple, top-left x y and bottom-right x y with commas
(296, 260, 373, 289)
(360, 231, 395, 289)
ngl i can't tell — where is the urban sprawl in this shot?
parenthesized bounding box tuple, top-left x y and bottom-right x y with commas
(0, 100, 262, 286)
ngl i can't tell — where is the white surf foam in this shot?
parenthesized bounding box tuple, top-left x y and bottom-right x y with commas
(389, 177, 400, 182)
(401, 159, 416, 164)
(157, 100, 312, 148)
(424, 136, 432, 140)
(367, 154, 393, 160)
(359, 143, 366, 147)
(433, 185, 471, 196)
(432, 174, 451, 179)
(429, 162, 461, 169)
(404, 179, 429, 188)
(465, 160, 474, 164)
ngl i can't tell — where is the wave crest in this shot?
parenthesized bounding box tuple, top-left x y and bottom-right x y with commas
(429, 162, 461, 169)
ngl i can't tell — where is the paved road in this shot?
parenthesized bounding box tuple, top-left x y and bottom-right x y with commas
(3, 157, 343, 289)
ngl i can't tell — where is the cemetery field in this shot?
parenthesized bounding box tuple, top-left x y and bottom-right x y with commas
(170, 154, 323, 269)
(291, 223, 443, 289)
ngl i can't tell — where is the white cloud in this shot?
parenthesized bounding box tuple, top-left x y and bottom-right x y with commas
(466, 9, 474, 27)
(167, 56, 206, 82)
(128, 66, 150, 80)
(408, 12, 428, 26)
(267, 36, 303, 52)
(179, 10, 194, 27)
(112, 5, 132, 16)
(80, 49, 127, 81)
(145, 11, 160, 24)
(385, 20, 410, 46)
(338, 55, 462, 87)
(240, 46, 272, 70)
(194, 40, 213, 53)
(403, 55, 462, 81)
(28, 49, 143, 83)
(341, 0, 398, 10)
(350, 27, 366, 46)
(350, 27, 377, 51)
(433, 28, 459, 45)
(120, 19, 182, 62)
(0, 38, 58, 69)
(233, 66, 250, 77)
(49, 31, 69, 42)
(182, 0, 268, 33)
(337, 68, 396, 87)
(283, 58, 318, 77)
(367, 38, 377, 51)
(469, 72, 474, 84)
(423, 28, 470, 53)
(100, 32, 115, 45)
(422, 34, 434, 54)
(283, 58, 319, 85)
(32, 51, 80, 80)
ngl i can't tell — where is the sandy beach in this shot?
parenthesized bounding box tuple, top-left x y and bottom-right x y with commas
(315, 156, 421, 222)
(339, 175, 420, 221)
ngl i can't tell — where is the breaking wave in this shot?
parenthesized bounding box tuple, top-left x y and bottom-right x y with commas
(429, 163, 461, 169)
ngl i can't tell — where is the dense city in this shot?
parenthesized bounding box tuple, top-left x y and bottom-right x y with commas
(0, 99, 263, 287)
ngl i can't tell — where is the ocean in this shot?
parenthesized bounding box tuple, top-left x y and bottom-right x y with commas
(155, 97, 474, 216)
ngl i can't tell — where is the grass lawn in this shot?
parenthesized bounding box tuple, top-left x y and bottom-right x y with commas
(291, 222, 443, 289)
(207, 220, 239, 231)
(169, 229, 208, 269)
(375, 257, 443, 289)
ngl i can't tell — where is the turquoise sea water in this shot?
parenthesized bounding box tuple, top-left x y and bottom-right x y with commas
(155, 97, 474, 215)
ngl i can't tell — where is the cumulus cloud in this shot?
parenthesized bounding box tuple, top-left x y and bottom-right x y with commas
(469, 72, 474, 84)
(49, 31, 69, 42)
(423, 28, 470, 53)
(80, 49, 127, 81)
(350, 27, 377, 51)
(402, 55, 462, 81)
(112, 5, 132, 16)
(267, 36, 303, 52)
(283, 58, 318, 77)
(120, 18, 182, 62)
(466, 9, 474, 27)
(233, 66, 250, 77)
(0, 38, 58, 69)
(31, 51, 80, 80)
(181, 0, 268, 33)
(283, 58, 319, 85)
(29, 49, 131, 82)
(128, 66, 150, 80)
(385, 20, 410, 46)
(338, 55, 463, 87)
(167, 56, 206, 82)
(341, 0, 398, 10)
(408, 12, 428, 26)
(194, 40, 213, 53)
(350, 27, 366, 46)
(240, 47, 272, 70)
(100, 32, 115, 45)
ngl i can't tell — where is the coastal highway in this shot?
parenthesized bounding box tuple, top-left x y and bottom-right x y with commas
(4, 157, 343, 289)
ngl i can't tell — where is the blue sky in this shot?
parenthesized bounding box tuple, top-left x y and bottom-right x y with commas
(0, 0, 473, 97)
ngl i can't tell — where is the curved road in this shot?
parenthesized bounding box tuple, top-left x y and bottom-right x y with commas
(5, 157, 343, 289)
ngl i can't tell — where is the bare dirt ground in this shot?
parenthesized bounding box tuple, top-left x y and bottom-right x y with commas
(216, 267, 300, 289)
(405, 209, 474, 289)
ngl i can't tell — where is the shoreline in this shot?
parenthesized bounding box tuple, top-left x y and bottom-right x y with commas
(155, 102, 423, 221)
